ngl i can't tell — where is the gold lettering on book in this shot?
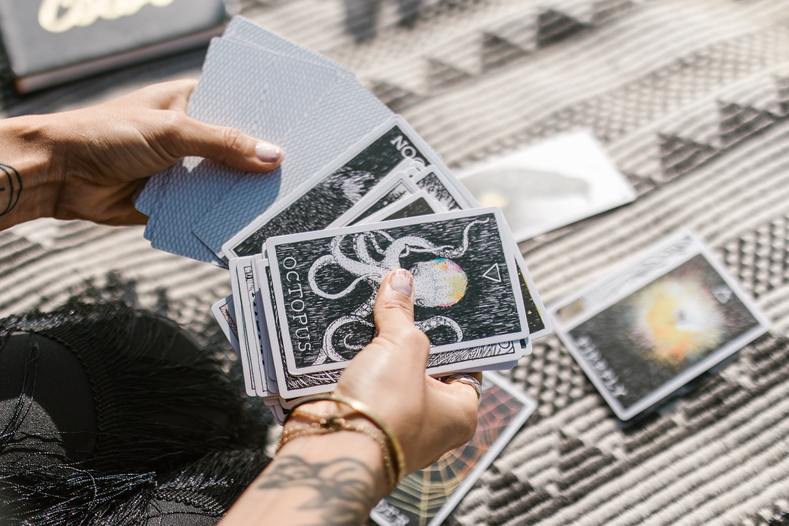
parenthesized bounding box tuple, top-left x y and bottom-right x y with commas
(39, 0, 175, 33)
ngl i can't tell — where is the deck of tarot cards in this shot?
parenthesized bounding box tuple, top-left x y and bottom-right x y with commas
(133, 17, 551, 423)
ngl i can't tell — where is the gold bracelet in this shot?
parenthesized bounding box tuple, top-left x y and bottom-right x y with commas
(279, 394, 407, 488)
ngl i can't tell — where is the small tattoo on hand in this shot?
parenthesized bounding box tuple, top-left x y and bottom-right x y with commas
(0, 163, 22, 216)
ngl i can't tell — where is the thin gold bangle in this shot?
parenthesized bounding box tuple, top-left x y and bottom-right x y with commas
(283, 394, 407, 485)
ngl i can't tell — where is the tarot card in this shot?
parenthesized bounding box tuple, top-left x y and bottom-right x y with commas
(361, 191, 446, 224)
(458, 130, 636, 242)
(371, 373, 536, 526)
(257, 258, 525, 398)
(553, 231, 770, 421)
(327, 166, 421, 228)
(412, 167, 479, 211)
(213, 293, 291, 389)
(221, 116, 450, 258)
(266, 209, 529, 375)
(229, 257, 267, 397)
(211, 296, 241, 354)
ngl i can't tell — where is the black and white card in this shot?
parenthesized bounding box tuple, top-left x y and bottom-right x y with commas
(412, 168, 475, 211)
(257, 257, 525, 398)
(361, 191, 446, 224)
(553, 231, 770, 420)
(265, 208, 529, 375)
(327, 166, 421, 228)
(222, 116, 448, 258)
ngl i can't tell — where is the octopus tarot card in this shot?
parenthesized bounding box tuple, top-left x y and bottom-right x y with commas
(257, 258, 523, 399)
(553, 231, 769, 421)
(265, 208, 529, 376)
(371, 373, 536, 526)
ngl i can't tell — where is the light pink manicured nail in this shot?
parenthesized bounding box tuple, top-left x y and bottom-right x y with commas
(255, 142, 282, 163)
(390, 269, 414, 297)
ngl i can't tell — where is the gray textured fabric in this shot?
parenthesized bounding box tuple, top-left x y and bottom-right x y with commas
(2, 1, 789, 524)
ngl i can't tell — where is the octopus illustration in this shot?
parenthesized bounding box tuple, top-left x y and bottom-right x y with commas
(308, 218, 489, 365)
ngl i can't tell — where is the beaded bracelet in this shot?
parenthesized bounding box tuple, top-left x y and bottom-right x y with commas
(278, 394, 406, 491)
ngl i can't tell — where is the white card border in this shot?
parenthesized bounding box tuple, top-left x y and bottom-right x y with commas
(253, 255, 280, 391)
(211, 296, 240, 354)
(236, 257, 274, 397)
(229, 257, 265, 397)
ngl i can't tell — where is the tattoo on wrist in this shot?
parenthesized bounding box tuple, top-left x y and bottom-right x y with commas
(257, 455, 378, 526)
(0, 163, 22, 216)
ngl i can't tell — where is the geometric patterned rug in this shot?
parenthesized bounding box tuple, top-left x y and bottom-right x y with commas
(2, 1, 788, 524)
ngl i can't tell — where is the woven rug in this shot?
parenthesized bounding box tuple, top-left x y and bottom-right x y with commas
(2, 1, 789, 524)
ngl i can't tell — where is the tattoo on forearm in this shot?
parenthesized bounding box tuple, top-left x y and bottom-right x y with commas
(0, 163, 22, 216)
(257, 455, 378, 526)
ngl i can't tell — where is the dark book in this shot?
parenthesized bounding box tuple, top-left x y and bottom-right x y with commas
(0, 0, 228, 93)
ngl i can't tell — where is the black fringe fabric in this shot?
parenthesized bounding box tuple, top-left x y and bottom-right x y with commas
(0, 302, 271, 525)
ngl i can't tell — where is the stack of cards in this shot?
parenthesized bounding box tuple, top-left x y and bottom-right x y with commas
(131, 17, 552, 422)
(213, 201, 550, 422)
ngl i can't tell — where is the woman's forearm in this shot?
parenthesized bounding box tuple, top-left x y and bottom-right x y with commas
(221, 431, 388, 526)
(0, 115, 58, 230)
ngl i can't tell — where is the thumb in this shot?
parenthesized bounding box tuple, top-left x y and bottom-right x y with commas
(175, 116, 283, 172)
(374, 269, 416, 338)
(367, 268, 429, 371)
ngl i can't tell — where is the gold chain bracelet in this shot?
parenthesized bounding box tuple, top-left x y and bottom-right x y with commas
(278, 394, 406, 491)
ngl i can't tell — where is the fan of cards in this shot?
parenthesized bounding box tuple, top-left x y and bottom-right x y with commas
(211, 204, 549, 422)
(132, 17, 551, 422)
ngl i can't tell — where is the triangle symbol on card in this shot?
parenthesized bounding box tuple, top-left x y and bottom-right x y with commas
(483, 264, 503, 283)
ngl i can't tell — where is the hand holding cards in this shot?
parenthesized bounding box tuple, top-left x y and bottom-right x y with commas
(127, 16, 552, 415)
(222, 207, 544, 405)
(139, 16, 547, 519)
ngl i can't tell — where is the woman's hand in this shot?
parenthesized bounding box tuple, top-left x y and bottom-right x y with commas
(0, 79, 282, 228)
(334, 268, 481, 471)
(222, 270, 481, 525)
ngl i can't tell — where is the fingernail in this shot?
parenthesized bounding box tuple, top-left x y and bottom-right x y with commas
(390, 269, 413, 297)
(256, 142, 282, 163)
